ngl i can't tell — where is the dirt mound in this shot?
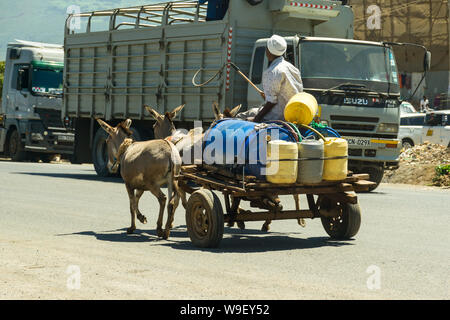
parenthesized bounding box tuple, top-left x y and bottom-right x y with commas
(383, 142, 450, 187)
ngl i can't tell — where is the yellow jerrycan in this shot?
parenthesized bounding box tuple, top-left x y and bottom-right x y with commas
(266, 140, 298, 184)
(323, 137, 348, 181)
(284, 92, 319, 125)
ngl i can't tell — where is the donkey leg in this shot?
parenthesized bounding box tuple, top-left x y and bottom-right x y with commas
(163, 181, 181, 240)
(135, 189, 147, 224)
(125, 184, 137, 234)
(148, 186, 166, 238)
(179, 188, 188, 209)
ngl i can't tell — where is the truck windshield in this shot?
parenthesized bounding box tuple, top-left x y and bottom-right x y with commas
(31, 68, 63, 95)
(300, 41, 399, 94)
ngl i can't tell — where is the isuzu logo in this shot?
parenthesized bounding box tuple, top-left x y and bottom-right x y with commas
(343, 97, 369, 105)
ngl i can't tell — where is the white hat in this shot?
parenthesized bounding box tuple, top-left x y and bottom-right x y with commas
(267, 35, 287, 56)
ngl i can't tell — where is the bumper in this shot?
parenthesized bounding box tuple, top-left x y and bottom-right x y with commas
(342, 136, 401, 163)
(25, 121, 75, 155)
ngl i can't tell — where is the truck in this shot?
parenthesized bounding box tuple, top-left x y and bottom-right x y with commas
(63, 0, 429, 190)
(0, 40, 74, 161)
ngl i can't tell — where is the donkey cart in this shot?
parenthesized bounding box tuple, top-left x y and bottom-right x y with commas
(178, 164, 375, 248)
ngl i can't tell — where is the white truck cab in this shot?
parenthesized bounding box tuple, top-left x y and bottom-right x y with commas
(0, 40, 74, 161)
(399, 110, 450, 148)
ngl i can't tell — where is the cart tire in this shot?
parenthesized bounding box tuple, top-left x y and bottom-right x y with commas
(321, 202, 361, 240)
(186, 189, 224, 248)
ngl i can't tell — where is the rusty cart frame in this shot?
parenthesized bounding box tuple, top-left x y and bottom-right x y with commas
(178, 164, 375, 248)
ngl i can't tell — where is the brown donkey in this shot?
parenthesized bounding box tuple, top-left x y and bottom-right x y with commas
(97, 112, 185, 239)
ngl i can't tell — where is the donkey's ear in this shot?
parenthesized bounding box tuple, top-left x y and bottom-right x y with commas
(145, 105, 163, 121)
(96, 119, 115, 136)
(230, 104, 242, 117)
(123, 119, 132, 129)
(212, 102, 222, 120)
(118, 119, 133, 136)
(168, 104, 185, 120)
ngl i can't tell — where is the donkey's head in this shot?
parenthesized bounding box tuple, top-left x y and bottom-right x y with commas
(212, 102, 242, 120)
(145, 105, 185, 139)
(96, 118, 133, 173)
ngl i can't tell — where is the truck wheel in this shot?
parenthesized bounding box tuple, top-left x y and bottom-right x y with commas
(92, 129, 113, 177)
(186, 189, 224, 248)
(321, 202, 361, 240)
(365, 166, 384, 192)
(8, 129, 28, 162)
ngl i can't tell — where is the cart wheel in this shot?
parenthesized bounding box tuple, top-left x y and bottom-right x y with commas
(186, 189, 224, 248)
(320, 202, 361, 240)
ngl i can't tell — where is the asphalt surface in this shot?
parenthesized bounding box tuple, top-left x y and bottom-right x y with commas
(0, 160, 449, 300)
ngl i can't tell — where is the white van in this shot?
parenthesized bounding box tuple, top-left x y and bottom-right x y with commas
(399, 110, 450, 148)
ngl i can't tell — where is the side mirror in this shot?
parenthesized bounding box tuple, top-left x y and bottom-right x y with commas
(424, 51, 432, 72)
(388, 42, 430, 73)
(17, 67, 29, 92)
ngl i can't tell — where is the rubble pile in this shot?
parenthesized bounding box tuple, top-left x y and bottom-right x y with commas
(383, 142, 450, 187)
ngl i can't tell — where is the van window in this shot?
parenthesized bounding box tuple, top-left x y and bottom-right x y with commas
(251, 46, 266, 85)
(409, 116, 425, 126)
(425, 114, 441, 126)
(400, 118, 409, 125)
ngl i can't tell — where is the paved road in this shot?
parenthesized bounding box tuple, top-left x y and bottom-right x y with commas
(0, 160, 449, 300)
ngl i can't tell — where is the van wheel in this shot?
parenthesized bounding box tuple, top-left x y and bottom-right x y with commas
(92, 129, 113, 177)
(9, 129, 28, 161)
(402, 139, 414, 149)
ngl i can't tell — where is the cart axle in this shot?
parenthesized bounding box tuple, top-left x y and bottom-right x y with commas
(223, 210, 315, 223)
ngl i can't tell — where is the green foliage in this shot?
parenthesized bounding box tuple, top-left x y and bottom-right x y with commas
(435, 164, 450, 176)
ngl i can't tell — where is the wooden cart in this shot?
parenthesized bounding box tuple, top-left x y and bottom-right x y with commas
(178, 164, 376, 248)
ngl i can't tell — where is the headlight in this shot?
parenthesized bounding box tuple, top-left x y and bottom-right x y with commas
(377, 123, 399, 133)
(31, 133, 44, 141)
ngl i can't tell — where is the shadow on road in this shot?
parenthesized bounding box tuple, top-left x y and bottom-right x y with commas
(56, 225, 189, 243)
(162, 228, 354, 253)
(58, 225, 354, 253)
(12, 171, 123, 183)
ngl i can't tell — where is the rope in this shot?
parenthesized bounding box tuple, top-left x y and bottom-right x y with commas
(192, 64, 226, 87)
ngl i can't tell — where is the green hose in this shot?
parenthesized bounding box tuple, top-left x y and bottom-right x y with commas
(286, 122, 302, 142)
(297, 123, 327, 142)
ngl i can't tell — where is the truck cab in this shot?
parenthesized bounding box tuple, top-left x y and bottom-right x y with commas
(0, 40, 74, 161)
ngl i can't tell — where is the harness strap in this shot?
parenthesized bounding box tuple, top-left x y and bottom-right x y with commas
(112, 138, 134, 171)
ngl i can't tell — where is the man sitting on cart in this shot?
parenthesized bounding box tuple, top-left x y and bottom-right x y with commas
(236, 34, 304, 123)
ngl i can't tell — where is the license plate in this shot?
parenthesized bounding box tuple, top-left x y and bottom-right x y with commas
(343, 137, 372, 147)
(58, 135, 75, 142)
